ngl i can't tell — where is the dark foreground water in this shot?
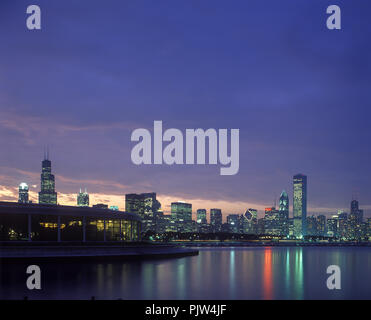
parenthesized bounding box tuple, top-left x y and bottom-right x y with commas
(1, 247, 371, 299)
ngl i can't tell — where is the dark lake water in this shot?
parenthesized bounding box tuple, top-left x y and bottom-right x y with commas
(1, 247, 371, 299)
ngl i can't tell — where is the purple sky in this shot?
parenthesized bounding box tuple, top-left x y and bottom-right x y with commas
(0, 0, 370, 218)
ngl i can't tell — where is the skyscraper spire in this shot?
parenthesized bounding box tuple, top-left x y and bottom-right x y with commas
(43, 145, 50, 160)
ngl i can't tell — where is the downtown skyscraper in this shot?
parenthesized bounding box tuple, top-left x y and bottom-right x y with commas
(18, 182, 29, 203)
(77, 188, 89, 207)
(125, 192, 161, 232)
(210, 209, 222, 233)
(38, 154, 57, 205)
(196, 209, 207, 224)
(348, 199, 364, 239)
(279, 190, 289, 235)
(244, 208, 258, 234)
(293, 174, 307, 238)
(171, 201, 193, 232)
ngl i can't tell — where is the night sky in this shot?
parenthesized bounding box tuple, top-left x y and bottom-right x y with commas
(0, 0, 370, 218)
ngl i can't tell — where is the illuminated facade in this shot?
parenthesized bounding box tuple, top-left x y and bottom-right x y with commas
(77, 188, 89, 207)
(246, 208, 257, 220)
(18, 182, 29, 204)
(264, 207, 281, 235)
(337, 210, 348, 239)
(196, 209, 207, 224)
(0, 201, 141, 242)
(278, 190, 289, 235)
(316, 215, 326, 236)
(125, 192, 161, 232)
(38, 156, 57, 205)
(244, 208, 258, 234)
(227, 214, 240, 233)
(210, 208, 222, 233)
(196, 209, 208, 233)
(327, 216, 338, 237)
(348, 200, 364, 240)
(293, 174, 307, 238)
(171, 202, 193, 232)
(238, 214, 249, 234)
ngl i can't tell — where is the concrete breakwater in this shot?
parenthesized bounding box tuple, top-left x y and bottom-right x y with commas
(0, 244, 199, 262)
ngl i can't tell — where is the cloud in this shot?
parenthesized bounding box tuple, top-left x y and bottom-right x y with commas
(0, 110, 141, 146)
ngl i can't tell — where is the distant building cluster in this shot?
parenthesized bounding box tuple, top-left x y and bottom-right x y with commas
(15, 155, 370, 242)
(305, 200, 368, 241)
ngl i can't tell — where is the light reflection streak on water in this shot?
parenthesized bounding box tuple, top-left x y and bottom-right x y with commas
(263, 247, 273, 300)
(229, 249, 235, 298)
(294, 248, 303, 299)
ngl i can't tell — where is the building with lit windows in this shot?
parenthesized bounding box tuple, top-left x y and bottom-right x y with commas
(257, 218, 265, 234)
(279, 190, 289, 236)
(367, 218, 371, 239)
(306, 215, 317, 236)
(171, 202, 193, 232)
(125, 192, 161, 232)
(337, 210, 348, 239)
(77, 188, 89, 207)
(227, 214, 240, 233)
(327, 216, 338, 237)
(38, 155, 57, 205)
(18, 182, 29, 204)
(196, 209, 207, 224)
(351, 200, 363, 223)
(348, 199, 364, 240)
(210, 208, 222, 233)
(238, 214, 249, 234)
(264, 207, 281, 235)
(316, 215, 326, 236)
(0, 201, 141, 242)
(196, 209, 209, 233)
(244, 208, 258, 234)
(154, 211, 172, 233)
(293, 174, 307, 238)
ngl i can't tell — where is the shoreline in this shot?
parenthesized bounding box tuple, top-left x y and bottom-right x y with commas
(0, 244, 199, 263)
(169, 241, 371, 247)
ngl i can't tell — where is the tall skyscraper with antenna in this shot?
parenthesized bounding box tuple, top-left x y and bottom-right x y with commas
(38, 148, 57, 205)
(77, 188, 89, 207)
(293, 174, 307, 238)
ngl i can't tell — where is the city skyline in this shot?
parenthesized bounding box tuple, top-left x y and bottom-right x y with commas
(10, 154, 368, 240)
(4, 152, 369, 222)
